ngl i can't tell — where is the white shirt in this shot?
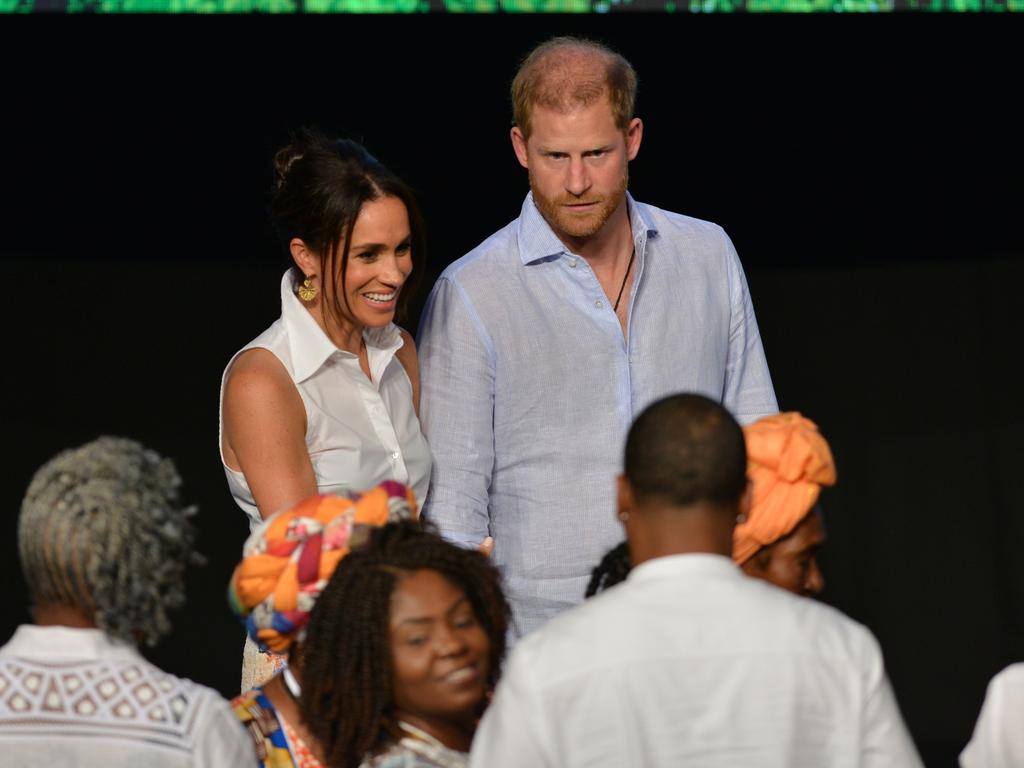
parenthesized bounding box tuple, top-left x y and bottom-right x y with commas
(470, 554, 922, 768)
(220, 271, 432, 530)
(0, 625, 254, 767)
(960, 663, 1024, 767)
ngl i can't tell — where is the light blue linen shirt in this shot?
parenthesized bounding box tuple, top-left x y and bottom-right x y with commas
(417, 192, 778, 638)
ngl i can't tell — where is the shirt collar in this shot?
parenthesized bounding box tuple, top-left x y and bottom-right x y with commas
(515, 191, 659, 266)
(1, 625, 141, 663)
(627, 552, 742, 585)
(279, 271, 403, 385)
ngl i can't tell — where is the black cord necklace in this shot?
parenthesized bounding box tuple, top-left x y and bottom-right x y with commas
(613, 245, 636, 312)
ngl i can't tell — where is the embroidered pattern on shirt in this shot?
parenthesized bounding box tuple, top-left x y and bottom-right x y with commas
(0, 657, 206, 752)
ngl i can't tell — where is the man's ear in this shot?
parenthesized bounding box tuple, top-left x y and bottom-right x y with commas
(738, 479, 753, 522)
(616, 475, 635, 524)
(510, 126, 530, 170)
(290, 238, 318, 279)
(625, 117, 643, 162)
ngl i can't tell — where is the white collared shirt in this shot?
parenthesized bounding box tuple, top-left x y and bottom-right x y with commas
(220, 271, 432, 529)
(960, 663, 1024, 767)
(471, 554, 922, 768)
(0, 625, 254, 767)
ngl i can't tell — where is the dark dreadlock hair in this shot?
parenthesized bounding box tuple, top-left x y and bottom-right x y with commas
(585, 540, 632, 598)
(298, 520, 510, 768)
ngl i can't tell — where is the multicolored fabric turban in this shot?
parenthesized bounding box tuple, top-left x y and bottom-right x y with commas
(733, 412, 836, 566)
(227, 481, 418, 653)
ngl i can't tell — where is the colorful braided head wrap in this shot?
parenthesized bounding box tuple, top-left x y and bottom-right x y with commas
(227, 481, 418, 653)
(733, 412, 836, 566)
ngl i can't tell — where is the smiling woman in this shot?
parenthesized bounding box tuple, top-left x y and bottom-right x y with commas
(298, 520, 511, 768)
(219, 129, 433, 690)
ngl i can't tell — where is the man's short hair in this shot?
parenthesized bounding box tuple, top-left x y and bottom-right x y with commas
(511, 36, 637, 141)
(625, 394, 747, 508)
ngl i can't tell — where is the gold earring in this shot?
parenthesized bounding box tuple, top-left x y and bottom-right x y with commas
(297, 276, 318, 302)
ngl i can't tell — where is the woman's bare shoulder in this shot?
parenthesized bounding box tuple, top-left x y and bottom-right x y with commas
(224, 348, 296, 407)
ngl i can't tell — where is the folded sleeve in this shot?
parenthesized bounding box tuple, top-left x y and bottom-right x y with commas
(722, 233, 779, 424)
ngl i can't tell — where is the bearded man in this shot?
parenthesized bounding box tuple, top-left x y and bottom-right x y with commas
(417, 36, 778, 639)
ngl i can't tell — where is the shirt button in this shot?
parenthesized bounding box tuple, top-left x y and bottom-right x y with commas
(595, 299, 603, 308)
(569, 259, 577, 268)
(391, 451, 399, 461)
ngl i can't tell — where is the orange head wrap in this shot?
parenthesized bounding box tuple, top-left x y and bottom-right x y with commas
(226, 481, 418, 653)
(732, 412, 836, 565)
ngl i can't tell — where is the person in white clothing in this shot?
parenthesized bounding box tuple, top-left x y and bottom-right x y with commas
(219, 129, 433, 689)
(470, 393, 923, 768)
(961, 663, 1024, 767)
(0, 436, 254, 767)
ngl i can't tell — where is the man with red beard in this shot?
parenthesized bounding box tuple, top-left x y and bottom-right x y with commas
(417, 36, 778, 641)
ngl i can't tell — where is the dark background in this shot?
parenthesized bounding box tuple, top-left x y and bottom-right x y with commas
(2, 14, 1022, 766)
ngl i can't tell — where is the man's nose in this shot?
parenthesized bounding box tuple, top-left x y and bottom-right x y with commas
(565, 157, 591, 197)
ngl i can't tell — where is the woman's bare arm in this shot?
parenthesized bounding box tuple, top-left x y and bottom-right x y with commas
(222, 348, 318, 520)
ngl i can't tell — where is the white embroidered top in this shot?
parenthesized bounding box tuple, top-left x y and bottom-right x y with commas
(0, 625, 255, 767)
(219, 271, 432, 530)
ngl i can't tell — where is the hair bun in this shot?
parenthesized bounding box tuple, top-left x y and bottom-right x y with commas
(272, 146, 305, 190)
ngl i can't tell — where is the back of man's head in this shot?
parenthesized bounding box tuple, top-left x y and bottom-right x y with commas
(625, 393, 746, 511)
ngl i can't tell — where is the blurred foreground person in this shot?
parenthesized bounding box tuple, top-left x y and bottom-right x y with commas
(0, 437, 254, 766)
(473, 394, 921, 767)
(961, 663, 1024, 767)
(587, 410, 836, 600)
(229, 487, 509, 768)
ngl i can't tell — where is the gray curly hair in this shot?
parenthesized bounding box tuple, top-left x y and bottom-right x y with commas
(18, 436, 203, 647)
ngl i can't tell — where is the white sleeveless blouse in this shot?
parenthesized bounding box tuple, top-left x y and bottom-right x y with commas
(219, 271, 432, 531)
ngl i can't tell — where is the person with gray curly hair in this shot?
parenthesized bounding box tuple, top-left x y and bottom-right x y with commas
(0, 436, 254, 767)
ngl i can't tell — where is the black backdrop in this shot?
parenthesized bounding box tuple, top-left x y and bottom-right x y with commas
(2, 14, 1022, 767)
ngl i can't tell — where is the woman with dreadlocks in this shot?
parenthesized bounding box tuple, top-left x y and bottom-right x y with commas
(0, 436, 254, 766)
(228, 485, 509, 768)
(301, 518, 509, 768)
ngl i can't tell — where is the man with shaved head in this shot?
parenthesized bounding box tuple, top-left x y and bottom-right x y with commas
(417, 37, 778, 639)
(470, 394, 922, 767)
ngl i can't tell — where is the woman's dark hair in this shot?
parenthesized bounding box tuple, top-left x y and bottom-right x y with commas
(585, 540, 631, 598)
(269, 127, 425, 325)
(298, 520, 510, 768)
